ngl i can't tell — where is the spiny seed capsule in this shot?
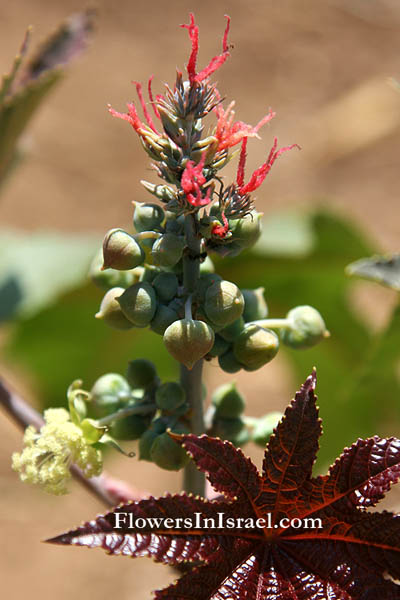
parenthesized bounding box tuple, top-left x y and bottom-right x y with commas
(230, 211, 262, 249)
(218, 348, 242, 373)
(152, 272, 179, 303)
(95, 287, 135, 330)
(150, 304, 180, 335)
(102, 228, 145, 271)
(150, 432, 189, 471)
(242, 287, 268, 322)
(133, 202, 165, 232)
(281, 305, 328, 349)
(110, 413, 151, 441)
(163, 318, 215, 369)
(233, 324, 279, 371)
(126, 359, 157, 389)
(204, 280, 244, 327)
(151, 233, 184, 267)
(90, 373, 131, 417)
(155, 382, 186, 411)
(117, 282, 157, 327)
(252, 412, 282, 446)
(207, 334, 230, 358)
(218, 317, 245, 342)
(212, 382, 245, 418)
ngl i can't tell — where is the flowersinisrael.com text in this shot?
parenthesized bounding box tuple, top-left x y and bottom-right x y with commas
(114, 512, 323, 531)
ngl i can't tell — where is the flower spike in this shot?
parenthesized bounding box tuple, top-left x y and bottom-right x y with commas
(181, 154, 212, 207)
(132, 81, 159, 134)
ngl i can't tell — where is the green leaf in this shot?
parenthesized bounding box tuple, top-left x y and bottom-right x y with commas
(346, 254, 400, 291)
(254, 211, 316, 257)
(0, 229, 99, 321)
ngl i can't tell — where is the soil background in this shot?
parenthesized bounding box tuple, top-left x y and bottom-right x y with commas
(1, 1, 400, 598)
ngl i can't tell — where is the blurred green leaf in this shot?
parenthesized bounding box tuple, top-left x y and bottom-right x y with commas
(346, 254, 400, 291)
(0, 10, 94, 186)
(0, 229, 99, 321)
(254, 211, 315, 257)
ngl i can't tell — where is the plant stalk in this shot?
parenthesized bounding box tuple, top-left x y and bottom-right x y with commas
(181, 213, 206, 497)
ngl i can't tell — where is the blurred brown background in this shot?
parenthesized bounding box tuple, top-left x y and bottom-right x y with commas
(1, 0, 400, 598)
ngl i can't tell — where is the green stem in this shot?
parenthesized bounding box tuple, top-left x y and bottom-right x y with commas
(97, 403, 156, 427)
(251, 318, 291, 330)
(181, 213, 206, 497)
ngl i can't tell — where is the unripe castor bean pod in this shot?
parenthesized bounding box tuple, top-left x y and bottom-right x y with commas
(150, 304, 179, 335)
(155, 382, 186, 411)
(102, 228, 145, 271)
(151, 233, 184, 267)
(90, 373, 131, 417)
(218, 348, 242, 373)
(204, 280, 244, 327)
(207, 334, 230, 358)
(117, 282, 157, 327)
(163, 318, 215, 369)
(281, 305, 328, 349)
(242, 287, 268, 322)
(152, 272, 179, 303)
(133, 202, 165, 232)
(150, 432, 189, 471)
(95, 287, 134, 330)
(233, 324, 279, 371)
(230, 211, 262, 249)
(90, 249, 143, 290)
(126, 359, 158, 389)
(218, 317, 245, 342)
(212, 382, 245, 418)
(110, 413, 151, 441)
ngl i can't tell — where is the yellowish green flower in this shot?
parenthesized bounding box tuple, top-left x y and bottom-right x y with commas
(12, 408, 102, 495)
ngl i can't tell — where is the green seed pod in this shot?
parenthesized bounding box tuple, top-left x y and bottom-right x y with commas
(152, 272, 179, 302)
(140, 266, 161, 283)
(102, 228, 145, 271)
(89, 249, 143, 291)
(218, 317, 245, 342)
(126, 359, 158, 389)
(252, 412, 282, 446)
(207, 334, 230, 358)
(117, 282, 157, 327)
(242, 287, 268, 322)
(234, 324, 279, 371)
(282, 305, 328, 349)
(230, 211, 262, 249)
(199, 255, 215, 274)
(110, 413, 151, 441)
(133, 202, 165, 232)
(218, 348, 242, 373)
(163, 319, 215, 369)
(90, 373, 131, 417)
(204, 280, 244, 327)
(155, 382, 186, 411)
(212, 382, 245, 418)
(95, 287, 135, 330)
(150, 304, 179, 335)
(151, 233, 184, 267)
(139, 429, 162, 461)
(196, 272, 222, 303)
(212, 417, 248, 446)
(150, 432, 189, 471)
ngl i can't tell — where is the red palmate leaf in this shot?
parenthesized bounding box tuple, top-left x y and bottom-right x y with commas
(47, 372, 400, 599)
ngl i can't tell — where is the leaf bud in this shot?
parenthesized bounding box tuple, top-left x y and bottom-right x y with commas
(163, 318, 215, 369)
(117, 282, 157, 327)
(150, 432, 189, 471)
(155, 382, 186, 412)
(211, 382, 245, 418)
(152, 272, 179, 302)
(102, 228, 145, 271)
(281, 305, 328, 349)
(151, 233, 184, 267)
(204, 280, 244, 327)
(95, 287, 135, 330)
(126, 359, 158, 389)
(233, 324, 279, 371)
(252, 412, 282, 446)
(133, 202, 165, 232)
(242, 287, 268, 322)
